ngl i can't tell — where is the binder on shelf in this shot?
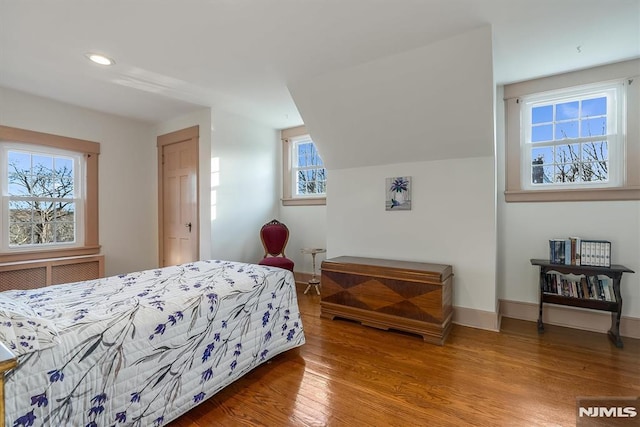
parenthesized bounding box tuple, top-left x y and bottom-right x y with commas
(579, 240, 611, 267)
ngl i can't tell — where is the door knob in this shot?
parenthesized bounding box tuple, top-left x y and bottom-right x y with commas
(185, 222, 192, 232)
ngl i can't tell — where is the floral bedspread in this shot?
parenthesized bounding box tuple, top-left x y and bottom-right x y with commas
(0, 260, 305, 427)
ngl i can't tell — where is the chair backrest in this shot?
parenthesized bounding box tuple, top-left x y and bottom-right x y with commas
(260, 219, 290, 257)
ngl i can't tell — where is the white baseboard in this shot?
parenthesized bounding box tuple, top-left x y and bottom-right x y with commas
(452, 306, 501, 332)
(499, 299, 640, 339)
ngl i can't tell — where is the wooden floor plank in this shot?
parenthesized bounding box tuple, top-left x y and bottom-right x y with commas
(169, 291, 640, 426)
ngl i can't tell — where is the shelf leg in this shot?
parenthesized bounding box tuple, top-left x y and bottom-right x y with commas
(537, 269, 545, 333)
(608, 312, 623, 348)
(608, 279, 624, 348)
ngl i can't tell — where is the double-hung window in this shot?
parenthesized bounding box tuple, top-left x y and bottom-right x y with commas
(2, 145, 83, 250)
(504, 59, 639, 202)
(0, 126, 100, 262)
(522, 83, 622, 190)
(281, 125, 327, 206)
(291, 135, 326, 198)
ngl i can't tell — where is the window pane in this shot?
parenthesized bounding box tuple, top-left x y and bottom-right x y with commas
(55, 157, 75, 196)
(297, 143, 308, 167)
(556, 101, 579, 120)
(582, 141, 608, 161)
(296, 141, 323, 167)
(532, 146, 553, 164)
(531, 161, 544, 184)
(555, 144, 580, 163)
(10, 223, 33, 246)
(555, 163, 579, 182)
(555, 121, 578, 139)
(532, 105, 553, 124)
(532, 125, 553, 142)
(8, 180, 29, 196)
(9, 201, 32, 222)
(55, 157, 73, 172)
(581, 97, 606, 117)
(581, 161, 608, 182)
(581, 117, 606, 137)
(297, 171, 306, 194)
(8, 152, 30, 196)
(531, 165, 554, 185)
(8, 151, 30, 171)
(33, 154, 53, 175)
(31, 205, 54, 244)
(55, 222, 75, 243)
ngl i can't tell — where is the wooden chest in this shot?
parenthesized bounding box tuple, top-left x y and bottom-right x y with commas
(320, 256, 453, 345)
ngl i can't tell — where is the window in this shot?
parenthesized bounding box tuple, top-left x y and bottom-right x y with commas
(292, 136, 326, 197)
(281, 125, 326, 206)
(504, 59, 640, 202)
(0, 125, 100, 262)
(3, 146, 83, 249)
(522, 83, 622, 190)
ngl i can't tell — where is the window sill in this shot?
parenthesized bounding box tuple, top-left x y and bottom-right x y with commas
(282, 197, 326, 206)
(504, 186, 640, 202)
(0, 246, 102, 264)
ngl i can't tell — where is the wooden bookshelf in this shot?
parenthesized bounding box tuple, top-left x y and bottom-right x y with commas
(530, 259, 634, 348)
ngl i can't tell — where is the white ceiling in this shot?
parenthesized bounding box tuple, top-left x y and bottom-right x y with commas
(1, 0, 638, 129)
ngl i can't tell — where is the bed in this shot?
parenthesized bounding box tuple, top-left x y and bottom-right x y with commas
(0, 260, 305, 427)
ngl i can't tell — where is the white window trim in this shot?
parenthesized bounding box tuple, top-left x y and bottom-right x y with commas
(520, 82, 624, 191)
(1, 143, 86, 253)
(281, 125, 326, 206)
(504, 59, 640, 202)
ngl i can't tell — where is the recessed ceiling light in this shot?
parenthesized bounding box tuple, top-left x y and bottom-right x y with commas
(85, 53, 115, 66)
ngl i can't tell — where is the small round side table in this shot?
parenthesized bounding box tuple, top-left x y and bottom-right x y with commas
(300, 248, 326, 295)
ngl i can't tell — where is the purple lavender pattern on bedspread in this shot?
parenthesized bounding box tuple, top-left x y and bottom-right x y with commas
(2, 260, 304, 427)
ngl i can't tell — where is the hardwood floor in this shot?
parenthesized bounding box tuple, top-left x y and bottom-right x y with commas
(170, 288, 639, 426)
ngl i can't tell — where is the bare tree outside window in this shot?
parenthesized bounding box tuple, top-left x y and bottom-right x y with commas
(7, 151, 76, 246)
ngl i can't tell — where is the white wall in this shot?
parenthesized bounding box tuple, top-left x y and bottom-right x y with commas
(155, 108, 213, 260)
(496, 86, 640, 320)
(0, 87, 158, 276)
(327, 158, 497, 313)
(280, 205, 327, 273)
(209, 109, 280, 263)
(288, 26, 498, 321)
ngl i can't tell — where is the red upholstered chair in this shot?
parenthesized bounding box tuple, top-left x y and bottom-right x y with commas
(258, 219, 295, 272)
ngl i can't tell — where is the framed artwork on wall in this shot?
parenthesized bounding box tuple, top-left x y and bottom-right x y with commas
(386, 176, 411, 211)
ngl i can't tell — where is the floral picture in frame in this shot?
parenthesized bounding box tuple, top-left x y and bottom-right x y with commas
(386, 176, 411, 210)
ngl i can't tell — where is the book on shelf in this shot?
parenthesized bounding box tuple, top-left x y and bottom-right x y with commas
(548, 237, 581, 265)
(548, 237, 611, 267)
(543, 272, 616, 302)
